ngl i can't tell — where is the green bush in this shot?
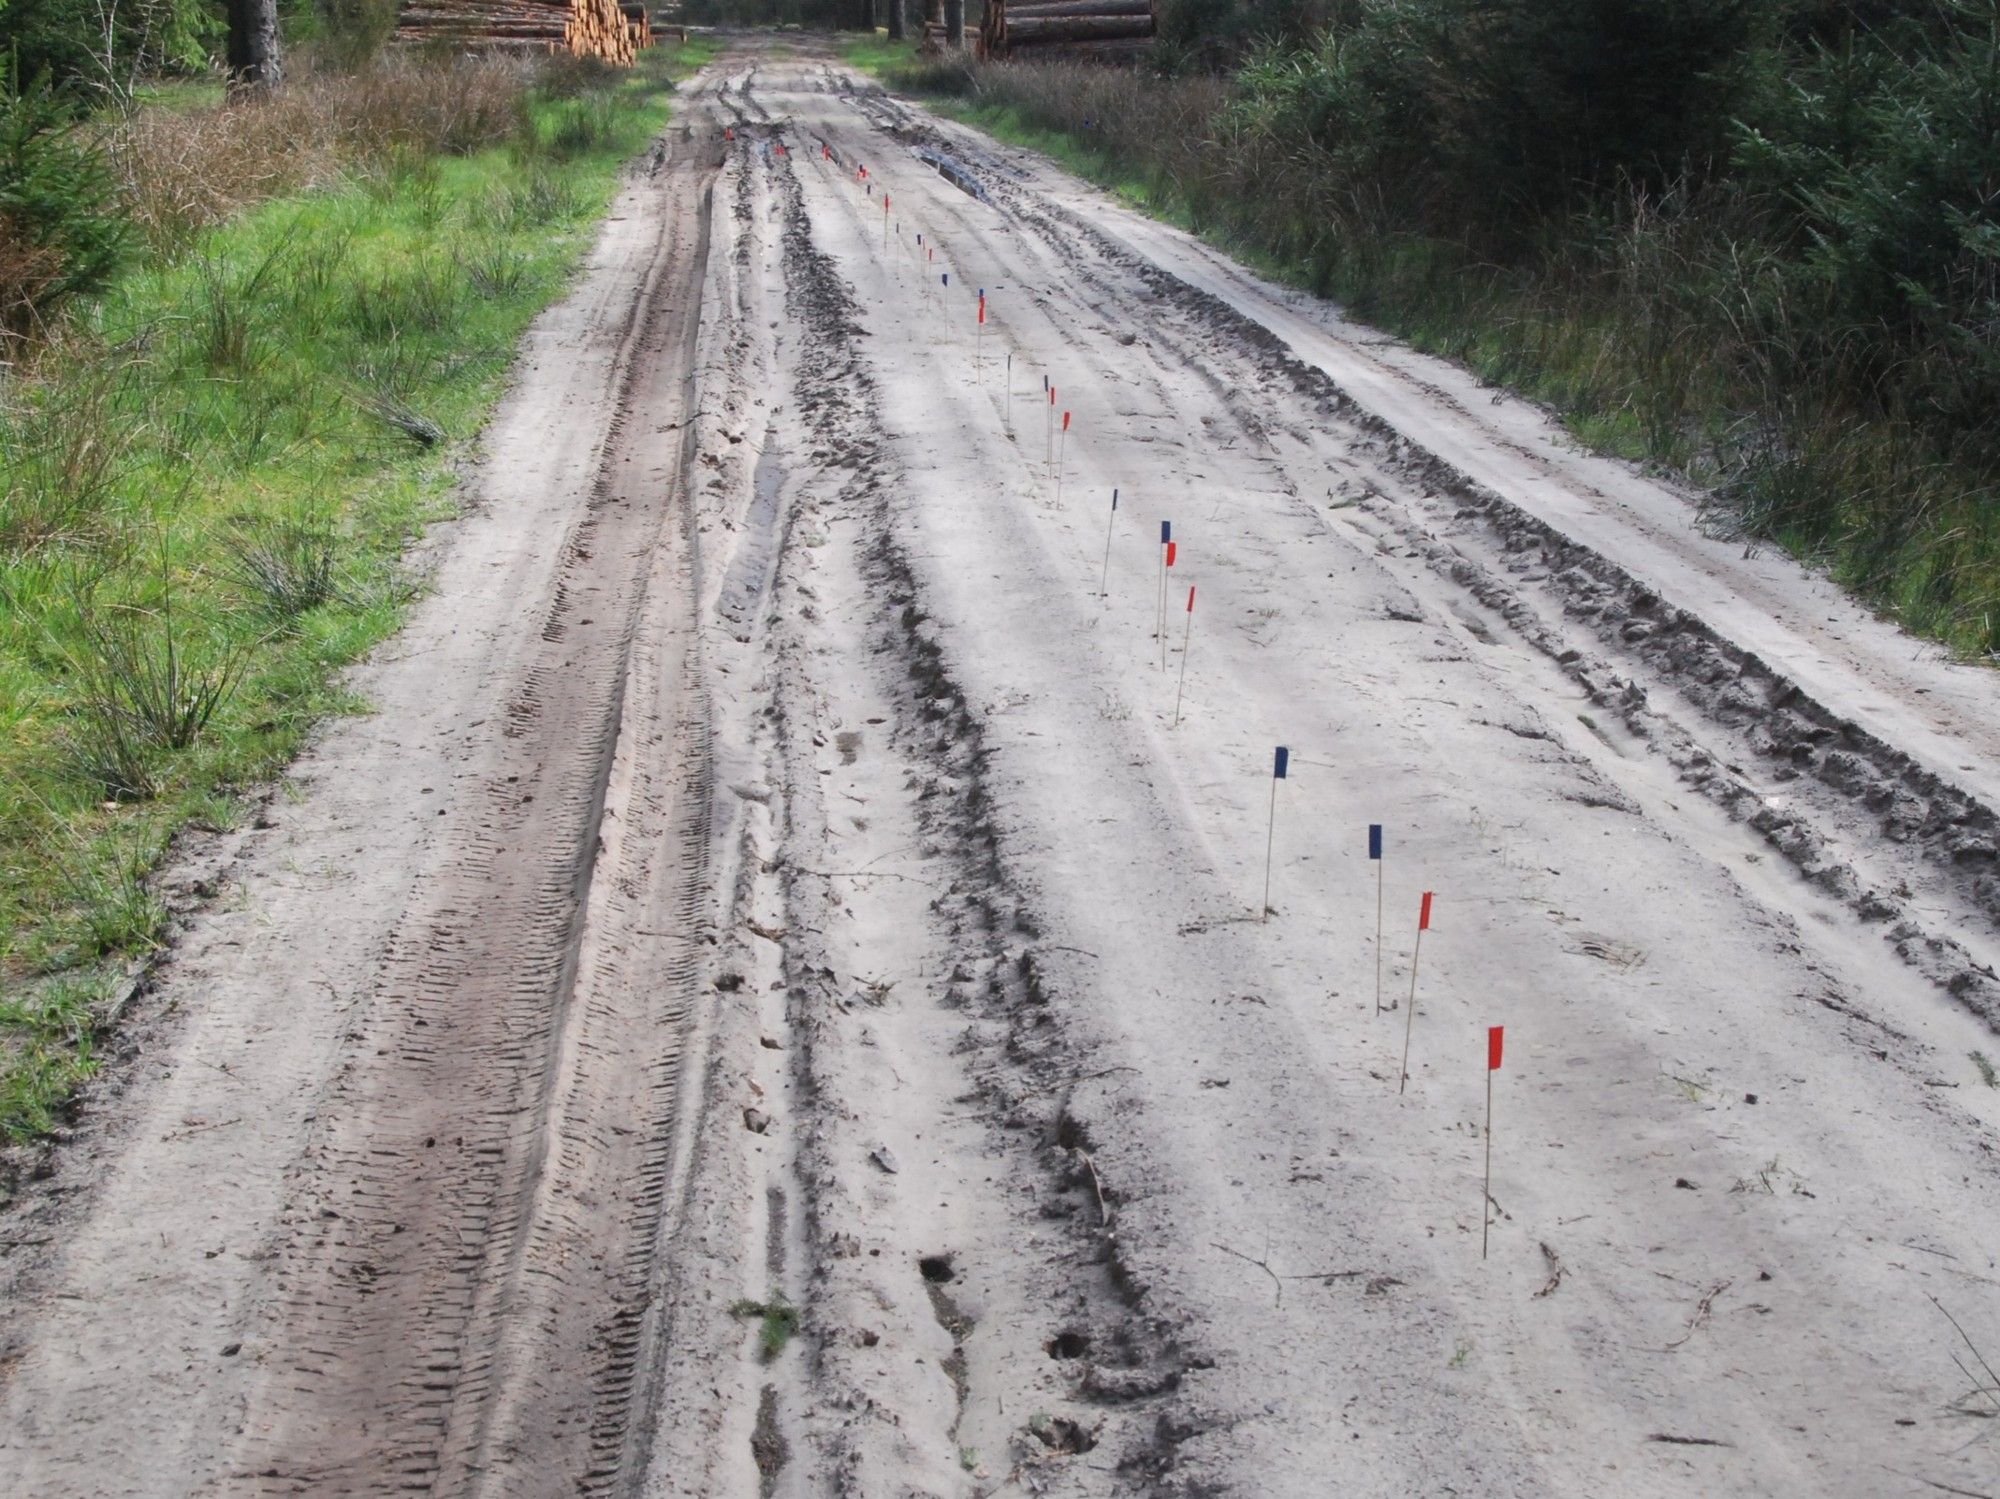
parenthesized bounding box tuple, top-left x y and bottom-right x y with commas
(1, 0, 221, 95)
(0, 75, 131, 349)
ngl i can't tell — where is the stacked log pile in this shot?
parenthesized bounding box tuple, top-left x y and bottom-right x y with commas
(978, 0, 1155, 61)
(621, 3, 653, 48)
(394, 0, 640, 63)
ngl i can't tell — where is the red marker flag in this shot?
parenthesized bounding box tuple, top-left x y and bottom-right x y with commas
(1062, 410, 1071, 432)
(1483, 1024, 1504, 1258)
(977, 294, 986, 325)
(1419, 891, 1434, 930)
(1165, 540, 1177, 567)
(1187, 584, 1196, 610)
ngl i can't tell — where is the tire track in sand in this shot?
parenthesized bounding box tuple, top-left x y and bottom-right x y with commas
(234, 126, 723, 1498)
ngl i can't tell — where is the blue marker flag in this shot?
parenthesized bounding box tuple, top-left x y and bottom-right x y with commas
(1369, 824, 1383, 860)
(1160, 520, 1171, 544)
(1111, 487, 1119, 510)
(942, 273, 949, 286)
(1274, 746, 1290, 780)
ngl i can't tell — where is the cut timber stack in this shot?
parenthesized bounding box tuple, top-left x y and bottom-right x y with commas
(395, 0, 638, 63)
(920, 0, 950, 53)
(978, 0, 1155, 61)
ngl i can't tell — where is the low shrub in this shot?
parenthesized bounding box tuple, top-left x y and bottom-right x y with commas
(104, 57, 534, 254)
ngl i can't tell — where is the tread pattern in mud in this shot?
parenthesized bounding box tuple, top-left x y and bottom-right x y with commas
(238, 132, 723, 1498)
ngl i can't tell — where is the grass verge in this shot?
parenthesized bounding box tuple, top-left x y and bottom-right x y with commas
(0, 39, 714, 1149)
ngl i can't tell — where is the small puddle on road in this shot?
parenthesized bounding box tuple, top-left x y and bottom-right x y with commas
(913, 145, 992, 204)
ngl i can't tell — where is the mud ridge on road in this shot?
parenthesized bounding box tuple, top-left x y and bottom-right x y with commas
(748, 122, 1202, 1491)
(853, 92, 2000, 1029)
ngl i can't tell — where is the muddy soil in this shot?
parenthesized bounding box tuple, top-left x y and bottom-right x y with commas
(3, 38, 1998, 1499)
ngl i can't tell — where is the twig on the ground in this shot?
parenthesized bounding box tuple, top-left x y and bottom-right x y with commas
(1210, 1237, 1362, 1310)
(1534, 1240, 1565, 1299)
(1213, 1238, 1285, 1307)
(1882, 1467, 1994, 1499)
(162, 1116, 240, 1142)
(1029, 1065, 1136, 1097)
(1076, 1150, 1111, 1229)
(1931, 1294, 2000, 1417)
(1663, 1279, 1732, 1351)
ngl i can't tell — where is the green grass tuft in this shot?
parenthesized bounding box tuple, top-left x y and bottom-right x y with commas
(729, 1296, 802, 1361)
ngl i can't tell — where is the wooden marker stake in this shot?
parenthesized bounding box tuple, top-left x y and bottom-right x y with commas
(1154, 521, 1171, 667)
(1484, 1025, 1503, 1260)
(882, 192, 890, 250)
(976, 289, 986, 380)
(1398, 891, 1435, 1094)
(1173, 584, 1196, 726)
(1044, 385, 1055, 473)
(1261, 746, 1289, 922)
(1369, 824, 1384, 1014)
(1098, 488, 1118, 596)
(1159, 541, 1176, 669)
(1055, 410, 1071, 502)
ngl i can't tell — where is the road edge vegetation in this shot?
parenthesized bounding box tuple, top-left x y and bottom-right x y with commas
(845, 11, 2000, 665)
(0, 39, 715, 1150)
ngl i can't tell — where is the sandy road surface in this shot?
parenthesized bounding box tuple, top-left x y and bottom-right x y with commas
(5, 37, 2000, 1498)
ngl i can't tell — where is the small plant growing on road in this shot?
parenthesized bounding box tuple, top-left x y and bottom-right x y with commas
(1972, 1051, 1997, 1089)
(729, 1296, 800, 1362)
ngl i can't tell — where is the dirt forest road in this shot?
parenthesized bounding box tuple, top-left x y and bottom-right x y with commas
(5, 36, 2000, 1499)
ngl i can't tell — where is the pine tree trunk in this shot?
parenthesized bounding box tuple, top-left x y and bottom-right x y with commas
(225, 0, 282, 88)
(855, 0, 875, 30)
(886, 0, 905, 41)
(945, 0, 964, 46)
